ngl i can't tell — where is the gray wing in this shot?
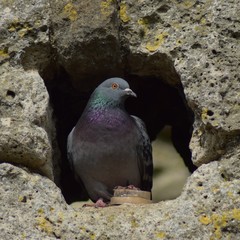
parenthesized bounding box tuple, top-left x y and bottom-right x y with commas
(67, 127, 75, 172)
(67, 127, 90, 200)
(67, 127, 87, 183)
(131, 116, 153, 192)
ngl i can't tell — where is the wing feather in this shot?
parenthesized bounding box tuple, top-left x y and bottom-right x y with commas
(132, 116, 153, 192)
(67, 127, 75, 172)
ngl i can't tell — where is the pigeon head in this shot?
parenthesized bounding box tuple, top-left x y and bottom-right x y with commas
(90, 78, 137, 107)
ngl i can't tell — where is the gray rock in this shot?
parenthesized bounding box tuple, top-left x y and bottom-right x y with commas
(0, 0, 60, 181)
(0, 163, 68, 240)
(50, 0, 122, 89)
(1, 161, 240, 239)
(0, 0, 239, 239)
(0, 66, 56, 180)
(172, 1, 240, 166)
(0, 0, 51, 69)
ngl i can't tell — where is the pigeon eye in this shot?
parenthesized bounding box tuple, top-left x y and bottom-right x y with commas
(111, 83, 119, 90)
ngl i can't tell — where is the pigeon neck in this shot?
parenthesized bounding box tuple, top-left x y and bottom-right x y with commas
(88, 92, 125, 110)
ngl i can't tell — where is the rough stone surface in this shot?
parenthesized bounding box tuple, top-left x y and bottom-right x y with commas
(1, 162, 240, 239)
(0, 0, 239, 239)
(50, 0, 122, 90)
(0, 65, 55, 179)
(0, 0, 59, 181)
(172, 0, 240, 166)
(0, 0, 52, 70)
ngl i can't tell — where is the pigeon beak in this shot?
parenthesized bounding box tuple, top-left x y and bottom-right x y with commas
(124, 88, 137, 97)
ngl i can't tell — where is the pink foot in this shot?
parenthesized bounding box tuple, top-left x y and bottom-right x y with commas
(114, 185, 140, 190)
(126, 185, 140, 190)
(94, 198, 107, 208)
(82, 198, 107, 208)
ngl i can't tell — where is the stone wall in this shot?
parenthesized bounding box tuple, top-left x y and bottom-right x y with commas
(0, 0, 239, 239)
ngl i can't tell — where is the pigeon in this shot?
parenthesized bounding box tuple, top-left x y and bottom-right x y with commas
(67, 78, 153, 207)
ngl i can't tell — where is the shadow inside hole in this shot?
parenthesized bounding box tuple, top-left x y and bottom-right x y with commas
(44, 69, 196, 203)
(152, 126, 190, 201)
(6, 90, 16, 98)
(126, 75, 196, 172)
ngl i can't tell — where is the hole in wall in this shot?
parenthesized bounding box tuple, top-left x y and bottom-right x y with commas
(152, 126, 191, 201)
(43, 67, 196, 203)
(6, 90, 16, 98)
(207, 110, 214, 116)
(126, 76, 196, 202)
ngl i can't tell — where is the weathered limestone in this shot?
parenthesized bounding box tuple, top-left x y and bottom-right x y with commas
(0, 65, 54, 179)
(0, 0, 58, 180)
(1, 162, 240, 239)
(50, 0, 122, 90)
(0, 0, 239, 239)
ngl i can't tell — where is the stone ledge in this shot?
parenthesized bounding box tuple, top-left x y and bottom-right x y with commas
(1, 162, 240, 239)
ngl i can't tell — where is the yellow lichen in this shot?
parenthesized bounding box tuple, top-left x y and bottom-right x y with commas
(195, 129, 203, 137)
(200, 209, 240, 239)
(18, 28, 28, 38)
(196, 186, 204, 191)
(211, 187, 220, 194)
(100, 0, 114, 16)
(90, 233, 96, 240)
(138, 18, 149, 34)
(79, 226, 86, 232)
(34, 20, 42, 27)
(0, 49, 9, 58)
(194, 25, 208, 35)
(63, 2, 78, 21)
(182, 0, 196, 8)
(172, 21, 182, 29)
(7, 21, 33, 38)
(131, 218, 139, 228)
(7, 19, 19, 32)
(194, 25, 202, 31)
(233, 209, 240, 220)
(175, 0, 197, 9)
(145, 32, 168, 52)
(119, 2, 131, 23)
(199, 215, 211, 225)
(176, 39, 183, 46)
(19, 25, 33, 37)
(212, 212, 228, 239)
(156, 231, 166, 238)
(57, 211, 64, 223)
(21, 232, 26, 239)
(107, 214, 115, 222)
(8, 25, 16, 32)
(227, 191, 233, 198)
(36, 216, 53, 234)
(38, 208, 45, 214)
(79, 226, 95, 239)
(201, 108, 208, 120)
(200, 17, 207, 25)
(18, 195, 25, 202)
(201, 108, 219, 126)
